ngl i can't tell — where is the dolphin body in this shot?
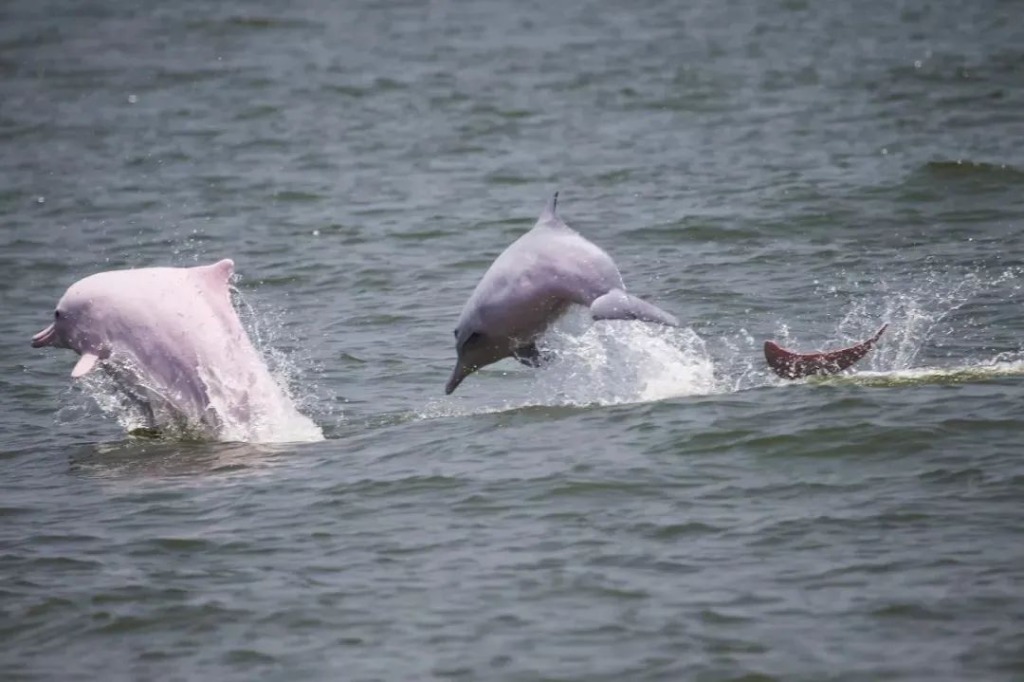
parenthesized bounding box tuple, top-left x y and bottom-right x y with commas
(31, 259, 322, 442)
(446, 194, 680, 394)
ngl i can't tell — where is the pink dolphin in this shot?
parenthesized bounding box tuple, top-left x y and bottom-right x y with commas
(32, 259, 322, 442)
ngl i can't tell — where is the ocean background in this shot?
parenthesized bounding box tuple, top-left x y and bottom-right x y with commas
(2, 0, 1024, 679)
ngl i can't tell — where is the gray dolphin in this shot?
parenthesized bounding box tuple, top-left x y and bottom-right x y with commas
(446, 193, 680, 394)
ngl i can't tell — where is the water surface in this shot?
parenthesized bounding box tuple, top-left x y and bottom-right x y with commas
(3, 0, 1024, 679)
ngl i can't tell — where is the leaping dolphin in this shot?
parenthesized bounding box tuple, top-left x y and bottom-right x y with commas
(446, 193, 680, 394)
(31, 259, 322, 442)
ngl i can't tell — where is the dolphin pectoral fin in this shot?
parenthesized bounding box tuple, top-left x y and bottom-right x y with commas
(764, 324, 888, 380)
(590, 289, 680, 327)
(512, 342, 554, 368)
(71, 352, 101, 378)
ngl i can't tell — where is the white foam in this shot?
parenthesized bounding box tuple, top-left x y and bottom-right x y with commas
(535, 318, 717, 405)
(421, 311, 718, 419)
(815, 359, 1024, 387)
(198, 360, 323, 444)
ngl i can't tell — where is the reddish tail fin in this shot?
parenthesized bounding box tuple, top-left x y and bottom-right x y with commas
(764, 325, 887, 379)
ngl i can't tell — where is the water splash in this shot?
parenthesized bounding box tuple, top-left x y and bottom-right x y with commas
(837, 271, 980, 372)
(424, 266, 1023, 419)
(421, 311, 718, 419)
(231, 286, 335, 436)
(837, 267, 1021, 373)
(534, 318, 717, 405)
(198, 356, 323, 444)
(705, 326, 775, 393)
(61, 369, 191, 437)
(814, 360, 1024, 388)
(199, 286, 325, 443)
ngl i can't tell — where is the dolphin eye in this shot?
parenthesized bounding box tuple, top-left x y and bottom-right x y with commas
(453, 329, 458, 338)
(54, 310, 60, 319)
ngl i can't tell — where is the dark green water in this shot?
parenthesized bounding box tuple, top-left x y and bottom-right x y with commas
(3, 0, 1024, 680)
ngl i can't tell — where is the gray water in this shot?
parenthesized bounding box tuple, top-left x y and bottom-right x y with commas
(3, 0, 1024, 679)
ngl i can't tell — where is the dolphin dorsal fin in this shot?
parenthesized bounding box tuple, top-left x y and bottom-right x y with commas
(536, 191, 570, 231)
(210, 258, 235, 282)
(196, 259, 235, 286)
(542, 191, 559, 219)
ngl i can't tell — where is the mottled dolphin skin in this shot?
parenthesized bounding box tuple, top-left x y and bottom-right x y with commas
(446, 193, 680, 394)
(764, 325, 887, 379)
(31, 259, 322, 442)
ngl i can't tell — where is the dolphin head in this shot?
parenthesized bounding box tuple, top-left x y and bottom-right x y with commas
(32, 281, 111, 377)
(445, 327, 509, 395)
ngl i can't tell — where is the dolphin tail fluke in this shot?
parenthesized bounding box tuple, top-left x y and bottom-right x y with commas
(590, 289, 680, 327)
(764, 324, 888, 380)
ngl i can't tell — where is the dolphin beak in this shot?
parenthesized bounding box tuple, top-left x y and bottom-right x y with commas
(445, 361, 470, 395)
(31, 323, 56, 348)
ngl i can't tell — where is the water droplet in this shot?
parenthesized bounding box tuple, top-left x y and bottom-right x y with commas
(127, 94, 137, 104)
(913, 60, 922, 69)
(312, 229, 320, 236)
(35, 195, 45, 204)
(881, 147, 888, 155)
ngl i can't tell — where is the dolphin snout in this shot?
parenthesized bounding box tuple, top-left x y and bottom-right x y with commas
(445, 361, 470, 395)
(31, 323, 56, 348)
